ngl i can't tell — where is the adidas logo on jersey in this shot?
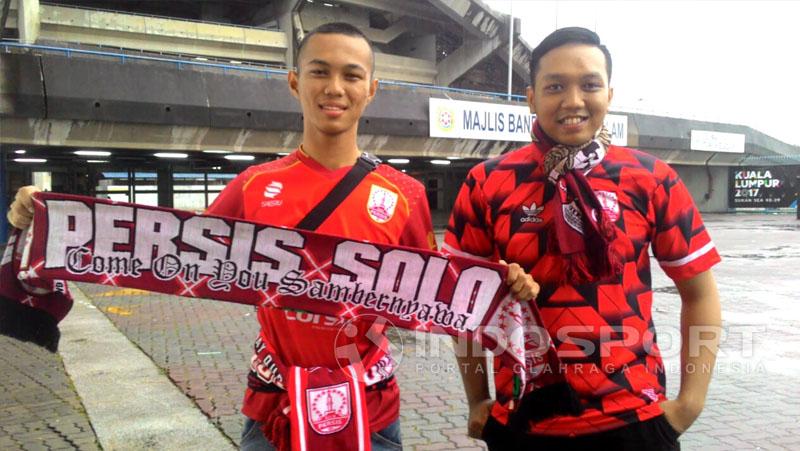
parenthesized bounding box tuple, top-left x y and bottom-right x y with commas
(261, 181, 283, 207)
(520, 202, 543, 223)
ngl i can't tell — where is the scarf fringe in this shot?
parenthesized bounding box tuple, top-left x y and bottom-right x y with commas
(261, 398, 292, 451)
(547, 212, 623, 286)
(594, 212, 625, 277)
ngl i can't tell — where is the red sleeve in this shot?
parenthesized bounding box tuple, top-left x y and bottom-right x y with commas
(650, 162, 721, 281)
(442, 165, 494, 260)
(398, 184, 437, 252)
(206, 168, 252, 219)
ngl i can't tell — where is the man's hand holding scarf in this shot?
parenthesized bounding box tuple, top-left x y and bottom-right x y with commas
(7, 185, 39, 229)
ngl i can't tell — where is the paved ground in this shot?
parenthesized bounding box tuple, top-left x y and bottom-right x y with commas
(666, 214, 800, 450)
(72, 284, 258, 446)
(57, 290, 235, 450)
(0, 336, 99, 451)
(2, 213, 799, 450)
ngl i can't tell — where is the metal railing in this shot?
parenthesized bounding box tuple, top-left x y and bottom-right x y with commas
(38, 2, 276, 31)
(739, 154, 800, 163)
(1, 40, 289, 77)
(379, 79, 526, 102)
(0, 40, 528, 102)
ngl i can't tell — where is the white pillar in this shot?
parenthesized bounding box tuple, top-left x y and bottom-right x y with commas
(18, 0, 40, 44)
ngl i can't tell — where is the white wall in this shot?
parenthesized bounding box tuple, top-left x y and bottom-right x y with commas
(671, 165, 730, 213)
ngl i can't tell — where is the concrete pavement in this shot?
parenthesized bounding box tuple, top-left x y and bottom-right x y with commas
(58, 290, 235, 450)
(0, 335, 99, 451)
(1, 213, 799, 450)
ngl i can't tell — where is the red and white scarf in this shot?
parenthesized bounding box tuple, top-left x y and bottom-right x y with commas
(0, 192, 580, 446)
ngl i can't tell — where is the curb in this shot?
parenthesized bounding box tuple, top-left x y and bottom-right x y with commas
(59, 283, 236, 450)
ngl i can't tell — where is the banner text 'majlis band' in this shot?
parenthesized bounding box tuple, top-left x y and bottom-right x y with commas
(27, 192, 507, 336)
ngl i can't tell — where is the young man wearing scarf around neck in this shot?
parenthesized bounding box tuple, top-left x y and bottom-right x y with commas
(5, 22, 538, 451)
(444, 27, 722, 450)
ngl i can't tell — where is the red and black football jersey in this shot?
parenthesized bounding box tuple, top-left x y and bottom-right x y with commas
(443, 142, 720, 435)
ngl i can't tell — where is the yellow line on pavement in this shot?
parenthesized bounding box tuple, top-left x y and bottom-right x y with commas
(94, 288, 151, 297)
(104, 306, 134, 316)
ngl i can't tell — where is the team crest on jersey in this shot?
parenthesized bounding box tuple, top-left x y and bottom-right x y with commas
(367, 185, 398, 224)
(307, 382, 351, 434)
(594, 190, 620, 222)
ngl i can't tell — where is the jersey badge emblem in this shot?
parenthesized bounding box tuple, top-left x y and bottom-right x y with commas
(367, 185, 398, 223)
(594, 190, 620, 222)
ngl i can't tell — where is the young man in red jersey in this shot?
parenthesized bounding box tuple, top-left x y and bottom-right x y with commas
(207, 23, 426, 450)
(7, 22, 537, 451)
(444, 27, 722, 450)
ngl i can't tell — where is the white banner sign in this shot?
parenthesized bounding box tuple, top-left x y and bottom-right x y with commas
(690, 130, 746, 153)
(429, 98, 627, 146)
(429, 98, 535, 142)
(605, 114, 628, 146)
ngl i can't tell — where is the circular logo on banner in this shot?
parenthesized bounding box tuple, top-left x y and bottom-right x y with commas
(437, 107, 455, 132)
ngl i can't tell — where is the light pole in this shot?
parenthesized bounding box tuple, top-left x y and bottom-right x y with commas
(507, 1, 514, 100)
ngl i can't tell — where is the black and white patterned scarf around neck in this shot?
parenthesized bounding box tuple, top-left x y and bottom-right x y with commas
(538, 125, 611, 182)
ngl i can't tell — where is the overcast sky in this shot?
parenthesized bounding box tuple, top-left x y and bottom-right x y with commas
(484, 1, 800, 146)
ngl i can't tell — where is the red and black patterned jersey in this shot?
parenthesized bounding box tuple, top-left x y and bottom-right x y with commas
(208, 150, 436, 432)
(443, 142, 720, 435)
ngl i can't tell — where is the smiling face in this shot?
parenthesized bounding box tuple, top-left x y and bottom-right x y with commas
(289, 32, 377, 140)
(527, 43, 613, 146)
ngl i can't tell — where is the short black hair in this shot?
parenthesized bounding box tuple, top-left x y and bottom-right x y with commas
(295, 22, 375, 76)
(529, 27, 612, 85)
